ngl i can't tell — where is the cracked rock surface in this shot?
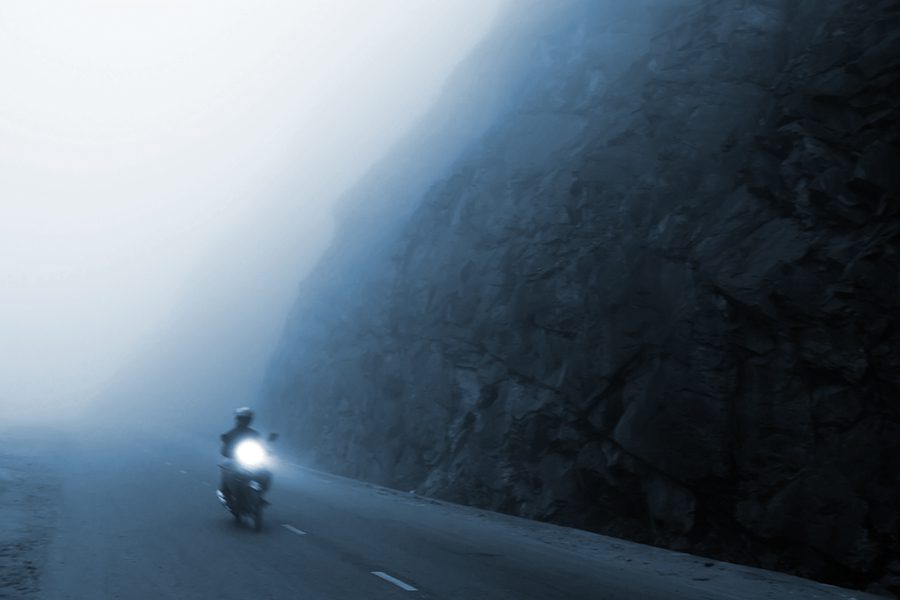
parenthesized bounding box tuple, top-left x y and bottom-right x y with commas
(264, 0, 900, 593)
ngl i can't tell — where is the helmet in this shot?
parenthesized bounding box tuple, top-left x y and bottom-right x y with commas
(234, 407, 254, 422)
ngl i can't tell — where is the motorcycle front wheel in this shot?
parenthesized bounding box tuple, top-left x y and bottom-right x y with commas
(252, 499, 263, 532)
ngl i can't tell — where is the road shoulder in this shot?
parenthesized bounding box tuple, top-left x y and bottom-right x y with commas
(0, 429, 62, 599)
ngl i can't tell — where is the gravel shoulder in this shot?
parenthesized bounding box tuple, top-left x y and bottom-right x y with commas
(0, 429, 62, 599)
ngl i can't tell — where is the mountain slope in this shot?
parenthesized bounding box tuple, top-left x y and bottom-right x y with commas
(264, 1, 900, 593)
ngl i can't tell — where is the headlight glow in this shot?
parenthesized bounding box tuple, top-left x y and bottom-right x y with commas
(235, 440, 267, 468)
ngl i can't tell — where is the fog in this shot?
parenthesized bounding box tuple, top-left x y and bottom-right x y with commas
(0, 0, 507, 424)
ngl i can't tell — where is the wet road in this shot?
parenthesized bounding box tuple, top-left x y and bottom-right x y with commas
(34, 430, 878, 600)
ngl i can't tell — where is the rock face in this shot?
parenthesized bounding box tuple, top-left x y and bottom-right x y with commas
(265, 0, 900, 592)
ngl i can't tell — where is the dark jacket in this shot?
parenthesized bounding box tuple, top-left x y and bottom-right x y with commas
(220, 425, 261, 458)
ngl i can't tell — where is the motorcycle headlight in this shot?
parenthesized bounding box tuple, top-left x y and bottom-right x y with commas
(235, 440, 267, 468)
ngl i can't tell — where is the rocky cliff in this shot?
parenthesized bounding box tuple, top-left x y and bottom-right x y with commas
(265, 0, 900, 593)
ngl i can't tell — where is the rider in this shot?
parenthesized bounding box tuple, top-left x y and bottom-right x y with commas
(221, 406, 261, 458)
(219, 407, 264, 503)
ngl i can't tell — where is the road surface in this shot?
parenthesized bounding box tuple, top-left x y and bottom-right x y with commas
(1, 428, 881, 599)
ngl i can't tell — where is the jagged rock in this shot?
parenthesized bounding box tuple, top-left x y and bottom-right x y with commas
(265, 0, 900, 594)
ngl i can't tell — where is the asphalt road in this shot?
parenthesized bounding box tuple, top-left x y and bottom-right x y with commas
(31, 429, 879, 600)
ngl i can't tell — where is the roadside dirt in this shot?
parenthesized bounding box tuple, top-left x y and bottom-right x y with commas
(0, 429, 61, 599)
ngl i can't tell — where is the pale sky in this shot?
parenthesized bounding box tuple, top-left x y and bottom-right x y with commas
(0, 0, 506, 419)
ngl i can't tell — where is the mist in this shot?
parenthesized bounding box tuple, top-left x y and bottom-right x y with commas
(3, 2, 898, 597)
(0, 0, 507, 424)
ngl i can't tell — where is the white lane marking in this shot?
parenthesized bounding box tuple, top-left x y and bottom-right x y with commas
(282, 524, 307, 536)
(371, 571, 417, 592)
(164, 462, 172, 466)
(179, 470, 188, 475)
(201, 481, 212, 487)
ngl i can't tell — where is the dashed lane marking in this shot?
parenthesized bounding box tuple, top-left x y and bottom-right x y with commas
(179, 470, 188, 475)
(371, 571, 417, 592)
(282, 524, 307, 536)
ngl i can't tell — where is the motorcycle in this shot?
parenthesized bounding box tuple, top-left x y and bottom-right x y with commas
(217, 432, 278, 531)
